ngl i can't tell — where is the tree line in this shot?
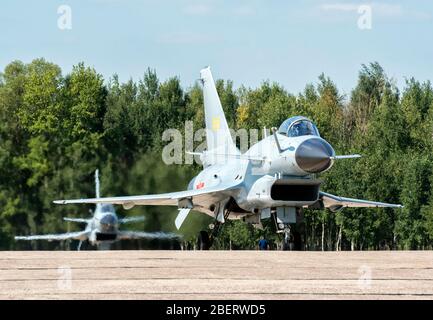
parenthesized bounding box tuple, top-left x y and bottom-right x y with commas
(0, 59, 432, 250)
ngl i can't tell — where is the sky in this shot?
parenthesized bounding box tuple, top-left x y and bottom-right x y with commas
(1, 0, 432, 96)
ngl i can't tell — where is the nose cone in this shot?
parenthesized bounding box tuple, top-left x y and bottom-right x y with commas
(295, 138, 335, 173)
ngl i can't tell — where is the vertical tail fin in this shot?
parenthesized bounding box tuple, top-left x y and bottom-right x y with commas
(200, 67, 238, 163)
(95, 169, 100, 199)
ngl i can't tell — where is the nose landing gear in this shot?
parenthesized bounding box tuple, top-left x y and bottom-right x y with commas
(278, 225, 304, 251)
(272, 207, 305, 251)
(282, 226, 292, 251)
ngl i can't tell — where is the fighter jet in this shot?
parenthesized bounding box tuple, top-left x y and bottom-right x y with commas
(16, 170, 180, 250)
(54, 67, 402, 250)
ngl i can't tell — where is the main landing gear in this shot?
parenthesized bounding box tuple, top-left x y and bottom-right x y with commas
(197, 230, 211, 250)
(197, 208, 231, 250)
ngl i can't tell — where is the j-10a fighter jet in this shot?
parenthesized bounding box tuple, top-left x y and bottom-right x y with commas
(16, 170, 180, 250)
(54, 67, 402, 250)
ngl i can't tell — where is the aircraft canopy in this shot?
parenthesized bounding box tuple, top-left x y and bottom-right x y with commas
(278, 116, 320, 138)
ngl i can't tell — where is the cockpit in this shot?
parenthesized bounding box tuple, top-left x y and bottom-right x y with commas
(278, 116, 320, 138)
(100, 203, 115, 213)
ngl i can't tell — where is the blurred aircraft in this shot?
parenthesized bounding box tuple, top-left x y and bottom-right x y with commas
(54, 67, 402, 250)
(16, 170, 180, 250)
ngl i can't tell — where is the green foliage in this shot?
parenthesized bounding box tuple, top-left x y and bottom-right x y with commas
(213, 220, 261, 250)
(0, 58, 432, 250)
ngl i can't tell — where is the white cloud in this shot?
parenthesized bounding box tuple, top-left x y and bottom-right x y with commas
(320, 2, 402, 17)
(371, 3, 402, 17)
(321, 3, 359, 12)
(410, 11, 432, 21)
(233, 5, 256, 16)
(157, 32, 214, 45)
(183, 4, 212, 16)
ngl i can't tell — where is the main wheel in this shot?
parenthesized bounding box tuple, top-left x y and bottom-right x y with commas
(197, 230, 211, 250)
(293, 231, 302, 251)
(282, 239, 290, 251)
(281, 230, 293, 251)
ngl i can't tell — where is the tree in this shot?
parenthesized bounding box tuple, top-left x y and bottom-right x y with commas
(0, 59, 432, 250)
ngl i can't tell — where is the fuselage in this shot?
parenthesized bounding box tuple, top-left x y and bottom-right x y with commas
(187, 117, 336, 218)
(87, 203, 119, 245)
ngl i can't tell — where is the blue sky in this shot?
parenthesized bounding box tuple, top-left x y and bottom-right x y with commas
(1, 0, 432, 96)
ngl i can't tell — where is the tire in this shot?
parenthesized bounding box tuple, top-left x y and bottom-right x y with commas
(282, 234, 292, 251)
(197, 230, 211, 250)
(293, 231, 302, 251)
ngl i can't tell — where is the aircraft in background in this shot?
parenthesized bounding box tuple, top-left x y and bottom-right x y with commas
(54, 67, 402, 250)
(16, 170, 180, 250)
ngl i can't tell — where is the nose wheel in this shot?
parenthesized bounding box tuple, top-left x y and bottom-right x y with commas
(279, 227, 304, 251)
(272, 209, 304, 251)
(280, 227, 296, 251)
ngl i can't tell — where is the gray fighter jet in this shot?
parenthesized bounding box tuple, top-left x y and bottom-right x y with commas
(16, 170, 179, 250)
(54, 67, 402, 250)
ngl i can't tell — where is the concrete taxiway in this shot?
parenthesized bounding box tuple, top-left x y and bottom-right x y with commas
(0, 251, 432, 299)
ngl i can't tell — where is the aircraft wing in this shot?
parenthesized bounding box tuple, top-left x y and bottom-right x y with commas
(319, 191, 403, 210)
(63, 217, 90, 223)
(53, 181, 242, 210)
(117, 231, 181, 240)
(118, 216, 146, 224)
(15, 230, 89, 241)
